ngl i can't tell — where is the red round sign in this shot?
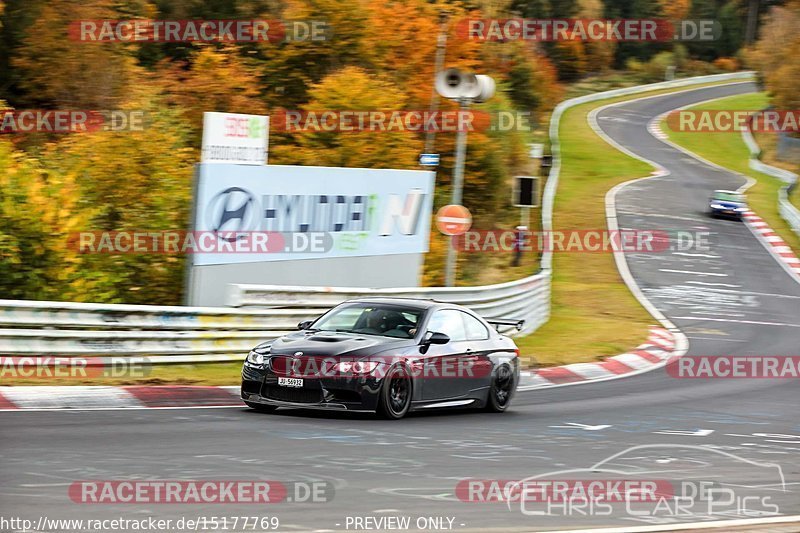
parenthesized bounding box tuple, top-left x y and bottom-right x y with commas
(436, 204, 472, 236)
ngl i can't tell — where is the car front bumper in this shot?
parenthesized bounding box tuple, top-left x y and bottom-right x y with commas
(710, 206, 745, 218)
(241, 363, 383, 412)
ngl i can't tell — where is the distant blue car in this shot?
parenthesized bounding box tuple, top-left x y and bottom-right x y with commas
(709, 190, 748, 219)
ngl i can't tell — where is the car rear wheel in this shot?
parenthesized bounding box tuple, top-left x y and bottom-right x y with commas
(485, 364, 515, 412)
(377, 365, 412, 419)
(244, 401, 278, 414)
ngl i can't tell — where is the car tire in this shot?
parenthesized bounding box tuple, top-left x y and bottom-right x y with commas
(377, 365, 412, 420)
(244, 401, 278, 414)
(485, 364, 515, 413)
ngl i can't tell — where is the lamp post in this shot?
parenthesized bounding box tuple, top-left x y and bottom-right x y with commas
(434, 69, 495, 286)
(444, 97, 469, 287)
(424, 10, 450, 156)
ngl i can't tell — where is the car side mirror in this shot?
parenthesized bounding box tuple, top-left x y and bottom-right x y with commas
(425, 331, 450, 345)
(297, 320, 313, 330)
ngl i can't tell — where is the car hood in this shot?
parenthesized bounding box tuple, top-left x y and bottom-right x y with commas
(256, 330, 412, 359)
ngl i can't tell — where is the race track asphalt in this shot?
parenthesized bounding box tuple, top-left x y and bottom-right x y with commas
(2, 82, 799, 532)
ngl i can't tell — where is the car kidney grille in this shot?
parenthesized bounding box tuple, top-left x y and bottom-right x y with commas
(261, 385, 323, 404)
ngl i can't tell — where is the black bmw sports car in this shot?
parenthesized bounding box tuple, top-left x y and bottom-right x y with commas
(241, 298, 522, 419)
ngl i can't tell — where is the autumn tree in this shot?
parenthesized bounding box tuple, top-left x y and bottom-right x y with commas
(254, 0, 373, 108)
(270, 66, 422, 169)
(657, 0, 690, 20)
(10, 0, 143, 108)
(157, 44, 268, 141)
(748, 2, 800, 111)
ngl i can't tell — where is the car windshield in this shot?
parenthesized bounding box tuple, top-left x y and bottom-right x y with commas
(712, 192, 745, 203)
(311, 304, 423, 339)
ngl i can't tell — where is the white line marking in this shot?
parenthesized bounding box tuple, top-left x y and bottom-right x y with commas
(654, 429, 714, 437)
(659, 269, 728, 277)
(672, 252, 720, 258)
(679, 286, 800, 299)
(555, 515, 800, 532)
(549, 422, 611, 431)
(687, 336, 748, 342)
(0, 405, 245, 413)
(686, 281, 740, 287)
(691, 311, 746, 317)
(674, 316, 800, 328)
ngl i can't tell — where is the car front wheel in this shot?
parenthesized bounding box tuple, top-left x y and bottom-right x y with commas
(377, 365, 412, 419)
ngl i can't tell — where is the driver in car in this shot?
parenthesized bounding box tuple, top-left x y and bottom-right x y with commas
(359, 310, 385, 335)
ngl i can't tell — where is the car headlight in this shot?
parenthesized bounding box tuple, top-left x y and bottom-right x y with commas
(246, 345, 270, 365)
(246, 351, 263, 365)
(334, 361, 379, 374)
(736, 207, 748, 211)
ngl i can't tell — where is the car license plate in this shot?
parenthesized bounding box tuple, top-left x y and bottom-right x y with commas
(278, 377, 303, 388)
(724, 209, 734, 214)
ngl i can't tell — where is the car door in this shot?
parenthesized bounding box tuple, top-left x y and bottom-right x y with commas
(419, 309, 471, 401)
(460, 311, 495, 393)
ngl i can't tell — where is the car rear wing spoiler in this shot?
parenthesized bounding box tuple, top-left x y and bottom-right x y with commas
(485, 318, 525, 332)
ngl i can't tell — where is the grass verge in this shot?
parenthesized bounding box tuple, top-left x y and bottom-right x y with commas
(659, 92, 800, 256)
(4, 362, 245, 387)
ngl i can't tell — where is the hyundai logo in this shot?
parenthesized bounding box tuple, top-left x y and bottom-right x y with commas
(207, 187, 257, 242)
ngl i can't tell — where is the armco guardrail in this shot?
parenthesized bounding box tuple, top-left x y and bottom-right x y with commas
(0, 72, 754, 365)
(228, 271, 551, 336)
(741, 115, 800, 238)
(0, 300, 306, 362)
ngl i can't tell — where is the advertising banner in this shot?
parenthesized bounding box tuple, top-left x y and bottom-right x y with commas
(192, 164, 435, 265)
(201, 112, 269, 165)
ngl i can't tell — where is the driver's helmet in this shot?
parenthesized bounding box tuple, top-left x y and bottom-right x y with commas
(365, 309, 384, 329)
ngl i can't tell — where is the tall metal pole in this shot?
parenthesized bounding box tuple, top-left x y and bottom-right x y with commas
(520, 206, 530, 228)
(424, 10, 449, 155)
(745, 0, 759, 45)
(444, 98, 468, 287)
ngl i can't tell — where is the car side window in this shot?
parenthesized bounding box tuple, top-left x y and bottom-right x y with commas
(462, 312, 490, 341)
(426, 310, 467, 342)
